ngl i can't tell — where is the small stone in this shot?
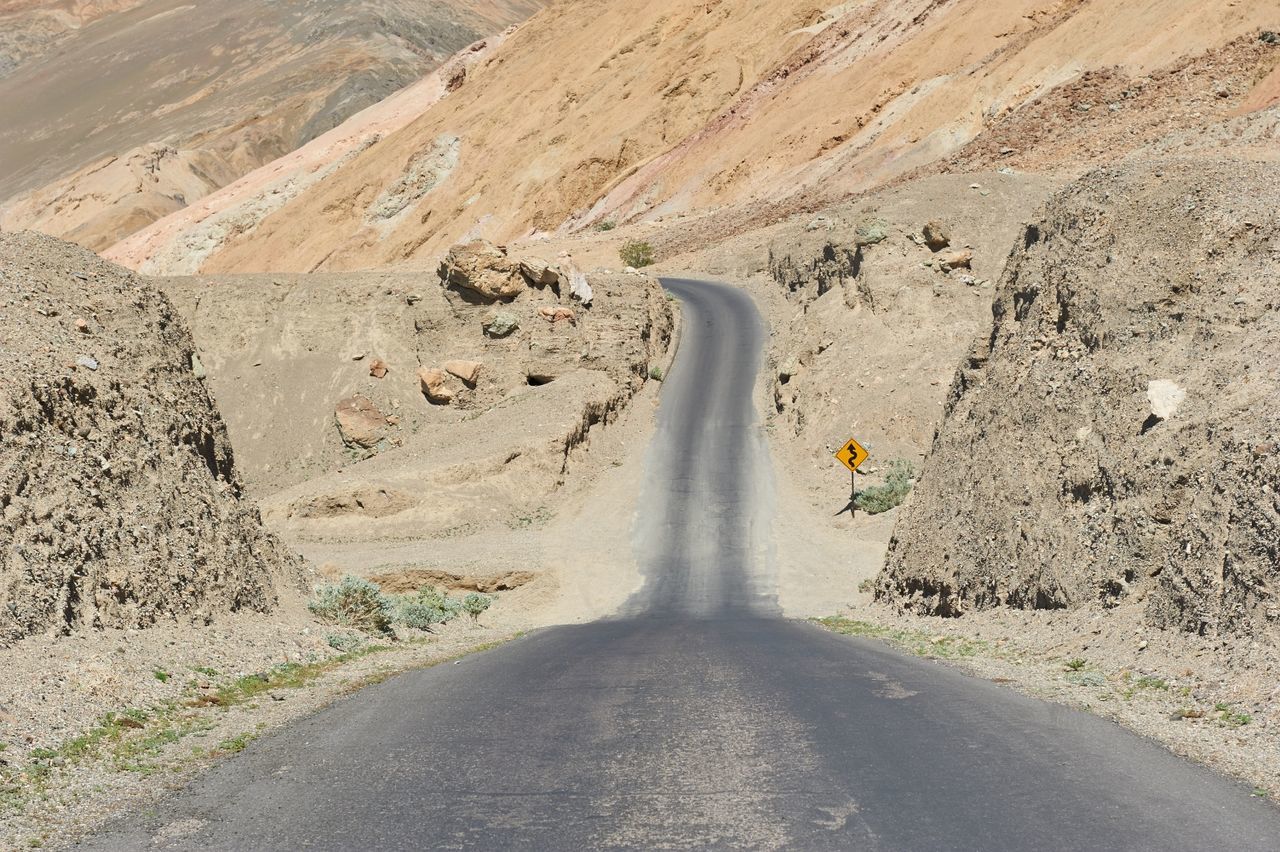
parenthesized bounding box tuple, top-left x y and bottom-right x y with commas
(936, 249, 973, 272)
(418, 367, 454, 404)
(922, 221, 950, 251)
(854, 219, 889, 246)
(76, 355, 98, 371)
(484, 312, 519, 338)
(74, 317, 90, 334)
(443, 359, 482, 385)
(191, 354, 206, 380)
(537, 305, 576, 324)
(369, 358, 389, 379)
(1147, 380, 1186, 421)
(334, 396, 386, 448)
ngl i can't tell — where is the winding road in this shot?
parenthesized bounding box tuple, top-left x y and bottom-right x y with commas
(84, 278, 1280, 850)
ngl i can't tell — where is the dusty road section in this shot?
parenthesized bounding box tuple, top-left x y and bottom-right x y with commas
(83, 280, 1280, 851)
(626, 278, 777, 617)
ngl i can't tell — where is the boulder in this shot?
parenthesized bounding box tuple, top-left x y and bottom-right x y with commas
(559, 252, 593, 306)
(570, 272, 593, 306)
(484, 311, 520, 338)
(537, 305, 577, 324)
(519, 258, 560, 287)
(369, 358, 389, 379)
(335, 396, 386, 449)
(439, 240, 526, 302)
(417, 367, 454, 404)
(444, 359, 482, 385)
(922, 220, 950, 251)
(937, 249, 973, 271)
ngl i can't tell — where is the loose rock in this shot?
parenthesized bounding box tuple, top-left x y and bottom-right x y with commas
(418, 367, 454, 404)
(484, 312, 520, 338)
(443, 359, 482, 385)
(922, 220, 951, 251)
(537, 305, 577, 324)
(334, 396, 386, 449)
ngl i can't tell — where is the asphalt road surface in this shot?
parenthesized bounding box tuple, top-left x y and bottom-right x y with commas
(83, 278, 1280, 850)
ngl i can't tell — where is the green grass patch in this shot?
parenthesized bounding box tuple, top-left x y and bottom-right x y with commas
(0, 643, 392, 818)
(0, 632, 516, 823)
(1214, 703, 1252, 729)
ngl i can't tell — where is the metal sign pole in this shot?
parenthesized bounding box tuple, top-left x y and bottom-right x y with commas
(850, 468, 856, 518)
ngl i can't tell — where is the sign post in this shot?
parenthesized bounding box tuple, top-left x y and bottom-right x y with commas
(834, 437, 869, 517)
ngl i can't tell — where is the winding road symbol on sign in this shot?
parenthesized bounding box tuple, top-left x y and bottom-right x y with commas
(835, 437, 869, 473)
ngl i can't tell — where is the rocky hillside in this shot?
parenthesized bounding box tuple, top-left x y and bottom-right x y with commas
(0, 0, 541, 250)
(879, 159, 1280, 641)
(104, 0, 1280, 276)
(159, 241, 673, 543)
(0, 232, 305, 647)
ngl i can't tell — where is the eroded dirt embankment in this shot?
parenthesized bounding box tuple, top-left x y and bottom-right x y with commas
(0, 232, 307, 647)
(880, 159, 1280, 645)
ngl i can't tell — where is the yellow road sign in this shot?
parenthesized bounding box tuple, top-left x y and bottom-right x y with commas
(835, 437, 869, 473)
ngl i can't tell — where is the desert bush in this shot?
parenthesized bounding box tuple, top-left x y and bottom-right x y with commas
(648, 365, 664, 381)
(619, 240, 655, 268)
(461, 593, 493, 622)
(392, 585, 465, 631)
(325, 632, 365, 652)
(396, 600, 448, 631)
(594, 220, 617, 232)
(309, 577, 394, 635)
(855, 460, 915, 514)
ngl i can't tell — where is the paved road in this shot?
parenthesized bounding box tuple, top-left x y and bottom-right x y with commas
(85, 278, 1280, 850)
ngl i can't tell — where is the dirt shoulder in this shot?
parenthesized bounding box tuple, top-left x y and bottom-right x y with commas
(0, 617, 527, 850)
(815, 607, 1280, 803)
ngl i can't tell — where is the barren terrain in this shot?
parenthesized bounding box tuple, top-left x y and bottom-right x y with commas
(2, 0, 1280, 847)
(0, 0, 540, 249)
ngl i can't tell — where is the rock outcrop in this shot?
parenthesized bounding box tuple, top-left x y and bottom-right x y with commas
(0, 232, 305, 646)
(879, 160, 1280, 640)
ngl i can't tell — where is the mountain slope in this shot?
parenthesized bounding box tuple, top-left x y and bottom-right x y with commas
(0, 0, 541, 250)
(106, 0, 1280, 275)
